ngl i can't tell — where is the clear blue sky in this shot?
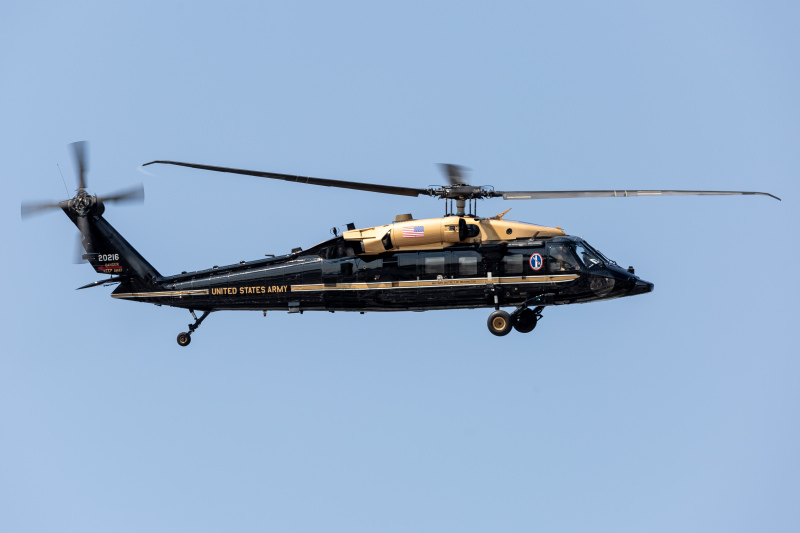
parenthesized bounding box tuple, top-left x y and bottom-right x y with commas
(1, 2, 798, 532)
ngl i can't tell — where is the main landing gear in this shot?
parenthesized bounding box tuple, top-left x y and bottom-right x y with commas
(177, 309, 212, 347)
(486, 306, 544, 337)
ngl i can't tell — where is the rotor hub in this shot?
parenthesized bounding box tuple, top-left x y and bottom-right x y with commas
(70, 191, 96, 216)
(429, 184, 497, 201)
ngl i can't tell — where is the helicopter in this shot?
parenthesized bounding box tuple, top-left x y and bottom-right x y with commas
(22, 142, 780, 346)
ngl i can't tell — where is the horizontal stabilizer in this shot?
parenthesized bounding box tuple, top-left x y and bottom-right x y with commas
(76, 276, 126, 290)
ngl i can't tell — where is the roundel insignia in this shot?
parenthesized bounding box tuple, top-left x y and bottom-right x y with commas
(529, 253, 543, 271)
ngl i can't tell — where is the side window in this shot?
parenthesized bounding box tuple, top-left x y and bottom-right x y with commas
(502, 252, 524, 275)
(548, 244, 580, 272)
(423, 255, 445, 274)
(454, 251, 480, 277)
(419, 252, 450, 279)
(395, 253, 417, 280)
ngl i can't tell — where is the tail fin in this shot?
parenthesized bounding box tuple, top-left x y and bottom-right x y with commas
(67, 208, 161, 285)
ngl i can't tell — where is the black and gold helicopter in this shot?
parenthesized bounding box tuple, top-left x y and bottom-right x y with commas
(22, 142, 780, 346)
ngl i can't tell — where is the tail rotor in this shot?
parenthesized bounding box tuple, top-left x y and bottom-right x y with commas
(21, 141, 144, 261)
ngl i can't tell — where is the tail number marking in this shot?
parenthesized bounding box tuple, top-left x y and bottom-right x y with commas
(98, 254, 120, 261)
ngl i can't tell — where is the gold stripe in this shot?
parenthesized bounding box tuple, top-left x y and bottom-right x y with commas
(112, 289, 209, 299)
(113, 275, 580, 297)
(292, 275, 578, 292)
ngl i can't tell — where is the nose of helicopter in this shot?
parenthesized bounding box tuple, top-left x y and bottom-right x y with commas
(629, 278, 654, 296)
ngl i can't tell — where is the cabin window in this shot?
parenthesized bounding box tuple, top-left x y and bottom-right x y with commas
(548, 244, 580, 272)
(392, 253, 418, 280)
(456, 253, 479, 276)
(502, 253, 524, 275)
(422, 254, 446, 275)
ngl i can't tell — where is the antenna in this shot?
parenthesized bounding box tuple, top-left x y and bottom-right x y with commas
(57, 163, 70, 198)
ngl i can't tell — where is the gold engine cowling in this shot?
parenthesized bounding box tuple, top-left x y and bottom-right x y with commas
(342, 214, 566, 255)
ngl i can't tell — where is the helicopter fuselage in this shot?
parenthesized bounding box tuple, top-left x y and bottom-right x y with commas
(66, 207, 653, 341)
(111, 224, 653, 314)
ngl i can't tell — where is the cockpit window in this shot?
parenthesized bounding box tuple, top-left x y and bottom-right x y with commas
(575, 243, 603, 268)
(548, 245, 581, 272)
(583, 241, 614, 264)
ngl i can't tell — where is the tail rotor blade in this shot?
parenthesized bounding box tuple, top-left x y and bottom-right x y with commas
(70, 141, 88, 190)
(21, 201, 63, 219)
(98, 184, 144, 204)
(76, 215, 93, 254)
(73, 233, 88, 263)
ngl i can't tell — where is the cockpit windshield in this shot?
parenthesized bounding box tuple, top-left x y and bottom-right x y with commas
(582, 241, 615, 265)
(548, 240, 613, 272)
(574, 242, 603, 268)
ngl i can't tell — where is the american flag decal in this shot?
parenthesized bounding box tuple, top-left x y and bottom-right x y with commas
(402, 225, 425, 238)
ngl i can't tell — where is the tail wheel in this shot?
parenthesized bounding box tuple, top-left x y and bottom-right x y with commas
(487, 310, 513, 337)
(513, 308, 538, 333)
(177, 332, 191, 347)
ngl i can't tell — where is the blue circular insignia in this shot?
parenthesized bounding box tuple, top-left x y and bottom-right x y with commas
(529, 253, 543, 271)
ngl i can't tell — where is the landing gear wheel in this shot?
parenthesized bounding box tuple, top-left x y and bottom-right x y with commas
(513, 308, 538, 333)
(177, 332, 191, 347)
(487, 310, 513, 337)
(176, 309, 211, 347)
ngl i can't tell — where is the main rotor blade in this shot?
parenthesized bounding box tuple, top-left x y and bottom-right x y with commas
(98, 184, 144, 204)
(21, 201, 63, 219)
(143, 160, 429, 198)
(500, 189, 781, 201)
(70, 141, 88, 190)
